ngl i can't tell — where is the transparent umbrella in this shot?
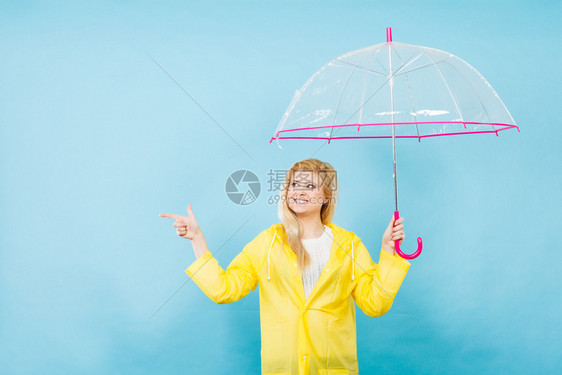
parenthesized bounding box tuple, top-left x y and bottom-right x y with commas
(270, 27, 519, 259)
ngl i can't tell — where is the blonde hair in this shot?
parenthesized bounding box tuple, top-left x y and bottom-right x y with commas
(278, 158, 338, 271)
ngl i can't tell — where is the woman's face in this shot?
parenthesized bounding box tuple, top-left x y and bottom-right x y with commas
(287, 170, 327, 218)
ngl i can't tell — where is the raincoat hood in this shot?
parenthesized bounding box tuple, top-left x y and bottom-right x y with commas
(266, 223, 357, 284)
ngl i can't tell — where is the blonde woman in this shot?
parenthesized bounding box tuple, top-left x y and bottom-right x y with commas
(160, 158, 410, 375)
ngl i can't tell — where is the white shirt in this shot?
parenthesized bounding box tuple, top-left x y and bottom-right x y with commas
(301, 225, 333, 299)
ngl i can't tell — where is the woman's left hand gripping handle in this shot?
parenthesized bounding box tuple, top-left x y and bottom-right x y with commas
(382, 215, 405, 255)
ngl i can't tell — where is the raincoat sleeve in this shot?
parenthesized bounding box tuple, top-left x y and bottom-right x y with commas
(351, 238, 411, 317)
(184, 233, 264, 304)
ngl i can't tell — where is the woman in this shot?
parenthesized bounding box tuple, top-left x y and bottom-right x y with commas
(160, 158, 410, 375)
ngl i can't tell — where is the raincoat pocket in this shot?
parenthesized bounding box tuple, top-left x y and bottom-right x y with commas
(318, 369, 349, 375)
(264, 373, 291, 375)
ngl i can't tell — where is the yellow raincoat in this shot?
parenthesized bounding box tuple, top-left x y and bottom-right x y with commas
(185, 222, 410, 375)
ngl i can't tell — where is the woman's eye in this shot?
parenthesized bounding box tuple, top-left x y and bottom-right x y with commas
(290, 182, 314, 189)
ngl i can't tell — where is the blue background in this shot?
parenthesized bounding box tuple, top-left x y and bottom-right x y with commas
(1, 1, 560, 374)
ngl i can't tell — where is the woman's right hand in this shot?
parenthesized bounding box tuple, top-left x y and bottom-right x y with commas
(159, 204, 201, 240)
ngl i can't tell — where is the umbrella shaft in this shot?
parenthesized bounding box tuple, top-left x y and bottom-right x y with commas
(389, 42, 399, 211)
(393, 126, 398, 211)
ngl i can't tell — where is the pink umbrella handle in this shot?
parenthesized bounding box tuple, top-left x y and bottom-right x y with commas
(394, 210, 423, 259)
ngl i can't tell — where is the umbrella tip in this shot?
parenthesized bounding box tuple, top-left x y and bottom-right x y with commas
(386, 27, 392, 43)
(275, 137, 284, 150)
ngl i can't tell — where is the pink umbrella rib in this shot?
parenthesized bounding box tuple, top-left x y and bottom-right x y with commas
(270, 121, 519, 143)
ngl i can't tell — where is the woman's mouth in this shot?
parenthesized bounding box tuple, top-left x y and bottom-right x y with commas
(295, 198, 308, 204)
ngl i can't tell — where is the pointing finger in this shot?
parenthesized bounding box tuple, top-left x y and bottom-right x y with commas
(159, 213, 182, 220)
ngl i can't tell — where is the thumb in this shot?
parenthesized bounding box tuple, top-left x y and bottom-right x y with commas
(388, 215, 396, 228)
(187, 204, 194, 217)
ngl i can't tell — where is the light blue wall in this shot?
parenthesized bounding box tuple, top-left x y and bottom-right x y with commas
(1, 1, 560, 374)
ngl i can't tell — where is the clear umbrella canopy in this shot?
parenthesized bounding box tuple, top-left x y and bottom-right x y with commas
(271, 29, 519, 259)
(271, 37, 518, 144)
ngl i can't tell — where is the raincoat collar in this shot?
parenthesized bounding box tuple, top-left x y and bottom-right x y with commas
(267, 222, 354, 309)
